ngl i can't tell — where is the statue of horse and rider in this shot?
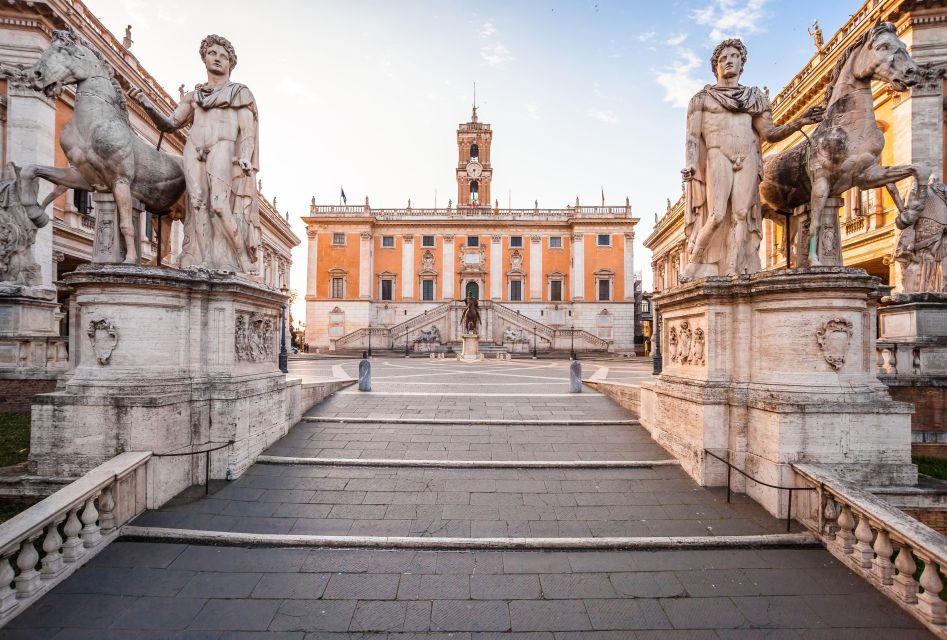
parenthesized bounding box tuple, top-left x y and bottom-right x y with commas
(460, 296, 481, 335)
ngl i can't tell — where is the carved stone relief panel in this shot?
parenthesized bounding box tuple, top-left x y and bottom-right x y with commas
(666, 317, 706, 366)
(235, 312, 275, 362)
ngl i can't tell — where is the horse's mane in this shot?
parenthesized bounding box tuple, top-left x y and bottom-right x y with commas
(52, 30, 130, 125)
(823, 22, 897, 105)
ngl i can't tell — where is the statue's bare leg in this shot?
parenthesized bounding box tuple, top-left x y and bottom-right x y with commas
(727, 162, 759, 274)
(807, 176, 831, 267)
(685, 149, 733, 272)
(112, 178, 138, 265)
(206, 146, 252, 272)
(182, 149, 209, 267)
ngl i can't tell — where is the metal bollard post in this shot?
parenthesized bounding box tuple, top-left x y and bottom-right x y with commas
(358, 359, 371, 392)
(569, 360, 582, 393)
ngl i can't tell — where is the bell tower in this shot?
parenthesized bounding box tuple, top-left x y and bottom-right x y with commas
(456, 102, 492, 208)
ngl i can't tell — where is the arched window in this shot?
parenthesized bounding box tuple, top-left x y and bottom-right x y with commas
(469, 180, 479, 203)
(470, 143, 479, 161)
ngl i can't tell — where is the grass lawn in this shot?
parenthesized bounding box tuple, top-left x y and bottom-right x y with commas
(0, 412, 30, 468)
(913, 456, 947, 482)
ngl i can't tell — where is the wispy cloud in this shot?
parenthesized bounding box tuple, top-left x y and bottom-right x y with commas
(692, 0, 769, 41)
(638, 30, 657, 42)
(524, 103, 541, 120)
(666, 33, 687, 46)
(654, 48, 704, 109)
(587, 107, 618, 125)
(277, 76, 321, 105)
(478, 20, 514, 67)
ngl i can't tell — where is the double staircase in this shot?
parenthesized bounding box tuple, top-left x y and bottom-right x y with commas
(331, 300, 610, 354)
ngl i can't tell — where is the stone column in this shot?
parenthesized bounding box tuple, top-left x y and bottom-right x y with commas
(306, 229, 318, 298)
(572, 233, 585, 300)
(442, 235, 455, 300)
(359, 232, 372, 299)
(490, 235, 502, 300)
(891, 64, 944, 183)
(529, 235, 542, 300)
(402, 235, 414, 299)
(623, 232, 635, 300)
(7, 84, 55, 286)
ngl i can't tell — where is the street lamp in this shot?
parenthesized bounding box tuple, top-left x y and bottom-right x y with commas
(652, 305, 662, 375)
(278, 284, 289, 373)
(532, 327, 537, 359)
(367, 327, 372, 358)
(570, 324, 577, 361)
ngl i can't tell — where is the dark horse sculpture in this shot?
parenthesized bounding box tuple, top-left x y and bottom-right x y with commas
(20, 31, 185, 264)
(760, 22, 928, 266)
(460, 296, 481, 334)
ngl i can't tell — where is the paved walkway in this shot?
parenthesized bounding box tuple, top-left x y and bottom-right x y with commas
(5, 357, 931, 637)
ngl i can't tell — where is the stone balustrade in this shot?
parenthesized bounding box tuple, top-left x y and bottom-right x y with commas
(794, 463, 947, 637)
(0, 452, 150, 627)
(308, 205, 634, 220)
(877, 341, 922, 377)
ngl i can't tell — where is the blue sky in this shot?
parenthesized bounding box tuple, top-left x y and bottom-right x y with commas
(91, 0, 859, 317)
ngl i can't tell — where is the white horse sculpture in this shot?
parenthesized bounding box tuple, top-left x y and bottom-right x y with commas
(21, 31, 185, 264)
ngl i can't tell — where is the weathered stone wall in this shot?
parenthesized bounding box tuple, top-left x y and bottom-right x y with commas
(0, 379, 56, 413)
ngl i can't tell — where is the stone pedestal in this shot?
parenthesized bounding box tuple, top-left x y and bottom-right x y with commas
(877, 293, 947, 450)
(29, 264, 290, 506)
(457, 333, 484, 363)
(640, 268, 916, 518)
(0, 284, 67, 410)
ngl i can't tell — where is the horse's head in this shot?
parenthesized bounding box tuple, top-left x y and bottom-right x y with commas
(859, 22, 919, 92)
(26, 31, 103, 98)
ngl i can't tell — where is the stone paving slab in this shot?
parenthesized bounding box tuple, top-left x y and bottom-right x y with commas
(264, 422, 667, 461)
(5, 542, 929, 637)
(133, 465, 791, 538)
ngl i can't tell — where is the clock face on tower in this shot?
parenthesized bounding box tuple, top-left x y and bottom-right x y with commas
(466, 161, 483, 179)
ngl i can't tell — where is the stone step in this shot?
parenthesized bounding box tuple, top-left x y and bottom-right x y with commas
(302, 416, 639, 425)
(256, 456, 680, 469)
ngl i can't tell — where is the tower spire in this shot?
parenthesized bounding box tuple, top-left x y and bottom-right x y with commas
(471, 82, 478, 123)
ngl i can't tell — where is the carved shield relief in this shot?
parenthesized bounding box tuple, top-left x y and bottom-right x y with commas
(87, 319, 118, 365)
(816, 317, 853, 371)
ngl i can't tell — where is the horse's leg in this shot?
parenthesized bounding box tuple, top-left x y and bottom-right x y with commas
(112, 178, 139, 265)
(20, 164, 93, 207)
(858, 163, 930, 210)
(808, 176, 831, 267)
(885, 183, 906, 213)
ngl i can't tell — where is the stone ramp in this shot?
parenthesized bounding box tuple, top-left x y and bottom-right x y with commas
(5, 542, 929, 636)
(132, 465, 785, 538)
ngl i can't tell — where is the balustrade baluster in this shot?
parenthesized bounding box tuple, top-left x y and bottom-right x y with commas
(80, 495, 101, 548)
(0, 549, 16, 615)
(871, 528, 894, 585)
(61, 507, 84, 562)
(98, 483, 116, 533)
(918, 558, 947, 625)
(822, 495, 838, 539)
(837, 504, 856, 554)
(40, 519, 65, 579)
(853, 513, 875, 568)
(894, 545, 919, 604)
(14, 535, 40, 598)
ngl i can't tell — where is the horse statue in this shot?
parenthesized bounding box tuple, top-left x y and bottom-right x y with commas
(760, 22, 929, 267)
(460, 296, 480, 334)
(891, 178, 947, 293)
(20, 30, 185, 264)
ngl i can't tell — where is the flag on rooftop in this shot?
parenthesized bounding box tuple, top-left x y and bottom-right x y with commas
(340, 187, 347, 205)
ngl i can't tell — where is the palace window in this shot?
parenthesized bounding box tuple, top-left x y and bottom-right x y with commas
(470, 180, 479, 203)
(381, 236, 395, 248)
(332, 232, 345, 245)
(597, 234, 611, 247)
(598, 279, 611, 301)
(331, 277, 344, 299)
(380, 279, 393, 301)
(640, 300, 650, 313)
(421, 279, 435, 301)
(510, 236, 523, 248)
(467, 236, 480, 247)
(549, 236, 562, 249)
(422, 235, 435, 247)
(470, 143, 479, 161)
(73, 189, 91, 215)
(550, 280, 563, 302)
(509, 279, 523, 302)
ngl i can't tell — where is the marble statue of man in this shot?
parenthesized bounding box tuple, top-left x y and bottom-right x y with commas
(680, 39, 822, 281)
(808, 20, 824, 50)
(130, 35, 259, 273)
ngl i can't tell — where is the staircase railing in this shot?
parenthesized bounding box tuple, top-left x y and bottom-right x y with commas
(491, 302, 555, 340)
(388, 302, 452, 341)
